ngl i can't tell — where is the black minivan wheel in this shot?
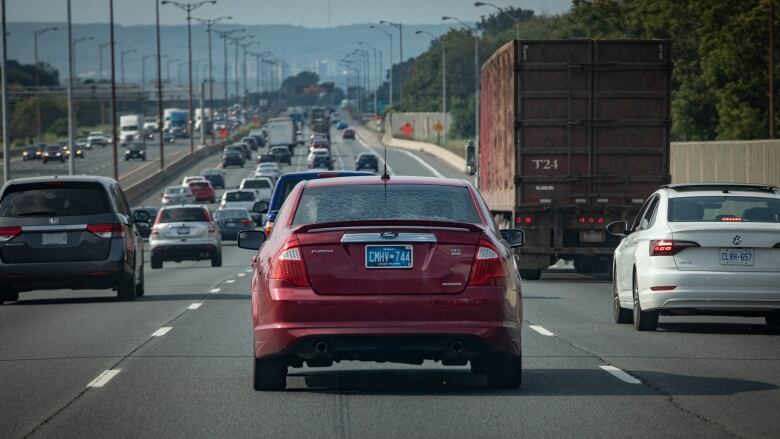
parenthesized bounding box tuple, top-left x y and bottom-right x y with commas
(117, 277, 136, 301)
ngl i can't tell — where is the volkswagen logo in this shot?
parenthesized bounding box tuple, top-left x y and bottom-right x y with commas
(733, 235, 742, 246)
(48, 217, 59, 224)
(379, 231, 398, 240)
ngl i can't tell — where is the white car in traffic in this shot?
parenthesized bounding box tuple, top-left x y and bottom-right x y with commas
(254, 162, 280, 179)
(608, 183, 780, 331)
(239, 177, 274, 202)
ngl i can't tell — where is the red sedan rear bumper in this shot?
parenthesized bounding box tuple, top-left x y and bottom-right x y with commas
(252, 282, 522, 362)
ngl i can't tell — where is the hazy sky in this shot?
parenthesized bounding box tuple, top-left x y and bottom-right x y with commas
(7, 0, 570, 27)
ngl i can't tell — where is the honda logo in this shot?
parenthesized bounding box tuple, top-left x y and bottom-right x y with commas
(48, 217, 59, 224)
(733, 235, 742, 246)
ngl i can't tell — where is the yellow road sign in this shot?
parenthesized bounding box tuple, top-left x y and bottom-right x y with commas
(433, 121, 444, 133)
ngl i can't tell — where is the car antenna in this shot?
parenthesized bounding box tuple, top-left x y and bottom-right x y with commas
(380, 141, 390, 181)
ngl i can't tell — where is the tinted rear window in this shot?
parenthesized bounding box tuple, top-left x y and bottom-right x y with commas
(190, 182, 209, 189)
(0, 182, 111, 217)
(158, 207, 207, 223)
(668, 196, 780, 223)
(166, 187, 187, 194)
(215, 209, 249, 220)
(225, 192, 255, 202)
(243, 180, 271, 189)
(293, 184, 481, 225)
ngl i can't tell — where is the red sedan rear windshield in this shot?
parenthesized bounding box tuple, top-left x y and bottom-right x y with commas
(190, 182, 210, 190)
(293, 184, 481, 225)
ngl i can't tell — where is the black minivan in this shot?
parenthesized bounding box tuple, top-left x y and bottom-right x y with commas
(0, 176, 149, 304)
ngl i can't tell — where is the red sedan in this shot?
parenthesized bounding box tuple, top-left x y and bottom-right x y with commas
(342, 128, 356, 139)
(238, 176, 525, 391)
(187, 180, 216, 204)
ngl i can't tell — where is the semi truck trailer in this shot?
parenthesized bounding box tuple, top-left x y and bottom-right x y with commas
(478, 39, 672, 279)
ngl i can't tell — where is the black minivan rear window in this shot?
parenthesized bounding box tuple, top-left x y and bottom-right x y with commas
(0, 182, 111, 217)
(293, 184, 481, 225)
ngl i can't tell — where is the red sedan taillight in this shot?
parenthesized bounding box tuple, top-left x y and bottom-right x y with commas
(649, 239, 699, 256)
(269, 239, 310, 287)
(86, 223, 125, 238)
(468, 239, 507, 286)
(0, 226, 22, 242)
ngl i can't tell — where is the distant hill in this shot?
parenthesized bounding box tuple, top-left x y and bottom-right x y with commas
(6, 22, 458, 87)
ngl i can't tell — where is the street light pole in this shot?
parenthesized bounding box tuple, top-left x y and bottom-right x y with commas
(34, 27, 58, 142)
(72, 36, 94, 82)
(166, 58, 179, 84)
(380, 21, 403, 100)
(416, 30, 447, 146)
(162, 0, 217, 154)
(239, 41, 259, 108)
(99, 42, 110, 81)
(229, 35, 253, 105)
(109, 0, 118, 180)
(370, 25, 393, 109)
(215, 29, 243, 120)
(0, 0, 8, 182)
(359, 41, 380, 115)
(120, 49, 137, 84)
(443, 16, 480, 183)
(194, 16, 231, 146)
(155, 0, 165, 171)
(475, 1, 521, 40)
(142, 54, 155, 90)
(66, 0, 76, 175)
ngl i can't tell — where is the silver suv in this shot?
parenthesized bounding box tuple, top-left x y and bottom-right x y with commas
(149, 205, 221, 269)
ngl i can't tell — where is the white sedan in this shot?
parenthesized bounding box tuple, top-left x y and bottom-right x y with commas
(608, 183, 780, 331)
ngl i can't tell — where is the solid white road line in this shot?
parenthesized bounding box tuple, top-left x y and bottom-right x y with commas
(397, 149, 445, 178)
(529, 325, 554, 336)
(187, 303, 203, 310)
(225, 279, 235, 284)
(151, 327, 172, 337)
(209, 288, 221, 293)
(87, 369, 121, 388)
(599, 365, 642, 384)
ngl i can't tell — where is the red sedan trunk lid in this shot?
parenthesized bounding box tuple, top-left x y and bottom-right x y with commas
(297, 226, 481, 295)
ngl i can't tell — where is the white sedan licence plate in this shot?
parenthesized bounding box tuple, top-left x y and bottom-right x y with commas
(720, 248, 753, 266)
(42, 232, 67, 246)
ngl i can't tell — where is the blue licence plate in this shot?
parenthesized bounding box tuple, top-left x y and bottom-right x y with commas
(365, 245, 413, 269)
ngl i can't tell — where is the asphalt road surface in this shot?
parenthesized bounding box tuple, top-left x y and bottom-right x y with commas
(1, 134, 199, 187)
(1, 125, 778, 438)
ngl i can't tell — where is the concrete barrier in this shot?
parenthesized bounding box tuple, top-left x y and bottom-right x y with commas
(386, 112, 452, 144)
(671, 139, 780, 187)
(380, 117, 780, 188)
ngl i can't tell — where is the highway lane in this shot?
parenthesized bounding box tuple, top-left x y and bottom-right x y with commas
(0, 135, 200, 188)
(0, 126, 778, 438)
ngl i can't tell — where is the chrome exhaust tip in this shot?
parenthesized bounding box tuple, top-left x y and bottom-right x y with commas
(314, 341, 329, 354)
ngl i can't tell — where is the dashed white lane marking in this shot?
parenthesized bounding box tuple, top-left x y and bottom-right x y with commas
(397, 149, 445, 178)
(225, 279, 235, 283)
(87, 369, 121, 388)
(209, 288, 221, 293)
(599, 365, 642, 384)
(245, 269, 252, 273)
(529, 325, 554, 336)
(237, 273, 246, 277)
(151, 327, 172, 337)
(188, 303, 202, 310)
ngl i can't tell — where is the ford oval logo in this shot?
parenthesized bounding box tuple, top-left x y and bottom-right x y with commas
(380, 231, 398, 240)
(49, 217, 59, 224)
